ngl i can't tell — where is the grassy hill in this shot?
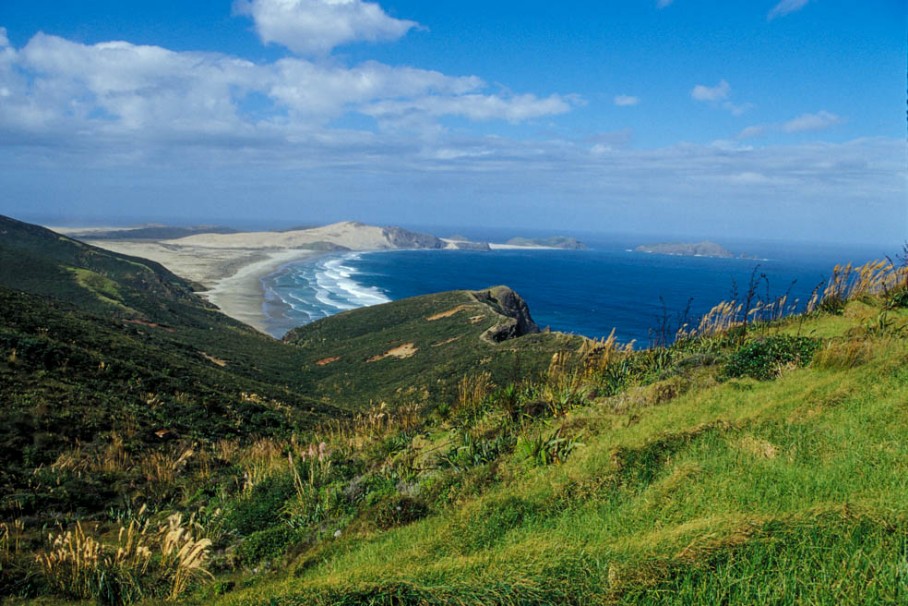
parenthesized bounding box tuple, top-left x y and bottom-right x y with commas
(0, 214, 906, 604)
(283, 286, 584, 406)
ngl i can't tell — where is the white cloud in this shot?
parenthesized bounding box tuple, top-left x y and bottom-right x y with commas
(270, 58, 482, 118)
(234, 0, 418, 56)
(691, 80, 752, 116)
(737, 125, 767, 139)
(783, 110, 841, 133)
(614, 95, 640, 107)
(13, 33, 264, 133)
(0, 31, 572, 149)
(0, 27, 9, 48)
(691, 80, 730, 102)
(363, 93, 574, 124)
(738, 111, 842, 139)
(768, 0, 810, 20)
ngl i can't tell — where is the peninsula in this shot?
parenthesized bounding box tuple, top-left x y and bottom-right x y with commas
(55, 221, 578, 334)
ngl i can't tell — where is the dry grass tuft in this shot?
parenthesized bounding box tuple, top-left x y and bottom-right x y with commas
(36, 508, 212, 603)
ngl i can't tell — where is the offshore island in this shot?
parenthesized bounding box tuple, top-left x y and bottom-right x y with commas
(635, 240, 748, 258)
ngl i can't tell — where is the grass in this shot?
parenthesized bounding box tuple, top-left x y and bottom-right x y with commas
(2, 214, 906, 604)
(204, 298, 907, 606)
(283, 287, 585, 406)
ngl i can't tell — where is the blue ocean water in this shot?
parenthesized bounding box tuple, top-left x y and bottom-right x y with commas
(261, 233, 890, 345)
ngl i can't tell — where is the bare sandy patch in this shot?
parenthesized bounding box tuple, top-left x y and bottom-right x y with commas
(316, 356, 341, 366)
(368, 342, 418, 362)
(200, 352, 228, 367)
(432, 337, 462, 347)
(426, 305, 469, 321)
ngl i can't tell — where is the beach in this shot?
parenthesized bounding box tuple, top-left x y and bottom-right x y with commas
(74, 221, 440, 334)
(78, 238, 318, 334)
(73, 223, 574, 336)
(200, 249, 319, 333)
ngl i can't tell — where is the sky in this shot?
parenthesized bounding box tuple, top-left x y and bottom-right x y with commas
(0, 0, 905, 245)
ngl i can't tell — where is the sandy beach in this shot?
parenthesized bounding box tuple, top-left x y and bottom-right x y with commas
(200, 249, 319, 334)
(75, 222, 563, 335)
(81, 239, 320, 334)
(77, 221, 420, 334)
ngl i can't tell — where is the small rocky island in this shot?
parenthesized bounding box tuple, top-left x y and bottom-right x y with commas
(506, 236, 586, 249)
(635, 241, 741, 258)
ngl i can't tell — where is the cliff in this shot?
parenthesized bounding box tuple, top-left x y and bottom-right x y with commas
(474, 285, 540, 342)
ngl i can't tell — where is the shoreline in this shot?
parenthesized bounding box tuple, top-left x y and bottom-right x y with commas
(199, 249, 320, 335)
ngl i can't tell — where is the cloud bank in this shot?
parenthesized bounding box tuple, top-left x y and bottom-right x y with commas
(0, 31, 572, 147)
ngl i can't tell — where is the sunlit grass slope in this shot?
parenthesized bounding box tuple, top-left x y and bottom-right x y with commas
(217, 301, 908, 605)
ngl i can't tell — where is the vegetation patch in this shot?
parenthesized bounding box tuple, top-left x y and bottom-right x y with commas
(723, 335, 820, 380)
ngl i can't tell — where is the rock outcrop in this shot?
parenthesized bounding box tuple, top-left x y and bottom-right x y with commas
(473, 286, 540, 342)
(382, 227, 445, 249)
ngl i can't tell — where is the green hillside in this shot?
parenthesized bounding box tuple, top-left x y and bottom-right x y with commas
(284, 286, 584, 405)
(0, 215, 906, 605)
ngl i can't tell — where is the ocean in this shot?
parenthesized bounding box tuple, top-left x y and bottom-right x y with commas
(260, 232, 891, 345)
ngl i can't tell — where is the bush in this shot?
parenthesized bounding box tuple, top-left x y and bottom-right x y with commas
(724, 336, 820, 381)
(236, 525, 301, 565)
(36, 514, 212, 604)
(373, 496, 429, 530)
(228, 475, 295, 535)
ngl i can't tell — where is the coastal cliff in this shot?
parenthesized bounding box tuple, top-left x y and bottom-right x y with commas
(473, 285, 540, 342)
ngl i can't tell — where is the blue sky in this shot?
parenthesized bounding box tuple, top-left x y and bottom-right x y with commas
(0, 0, 904, 245)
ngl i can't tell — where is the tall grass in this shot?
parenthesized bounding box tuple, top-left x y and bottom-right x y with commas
(36, 510, 212, 604)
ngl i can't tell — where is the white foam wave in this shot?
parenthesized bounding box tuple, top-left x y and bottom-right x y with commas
(265, 253, 390, 328)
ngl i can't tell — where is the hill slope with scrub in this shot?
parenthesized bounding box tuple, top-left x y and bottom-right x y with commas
(283, 285, 584, 405)
(0, 214, 906, 604)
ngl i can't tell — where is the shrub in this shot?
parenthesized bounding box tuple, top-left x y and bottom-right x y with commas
(236, 525, 300, 565)
(724, 336, 820, 381)
(228, 475, 295, 535)
(373, 496, 429, 530)
(36, 513, 212, 605)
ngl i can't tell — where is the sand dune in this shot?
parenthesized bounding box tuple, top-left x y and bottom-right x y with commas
(82, 222, 428, 335)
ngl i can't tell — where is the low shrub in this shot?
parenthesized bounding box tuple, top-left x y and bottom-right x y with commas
(724, 336, 820, 381)
(236, 525, 301, 565)
(373, 495, 429, 530)
(228, 475, 295, 535)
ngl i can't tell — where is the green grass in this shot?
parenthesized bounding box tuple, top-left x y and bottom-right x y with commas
(2, 214, 906, 605)
(283, 287, 584, 406)
(209, 305, 908, 606)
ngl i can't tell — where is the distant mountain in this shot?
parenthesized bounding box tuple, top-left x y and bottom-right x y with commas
(635, 240, 740, 258)
(167, 221, 445, 250)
